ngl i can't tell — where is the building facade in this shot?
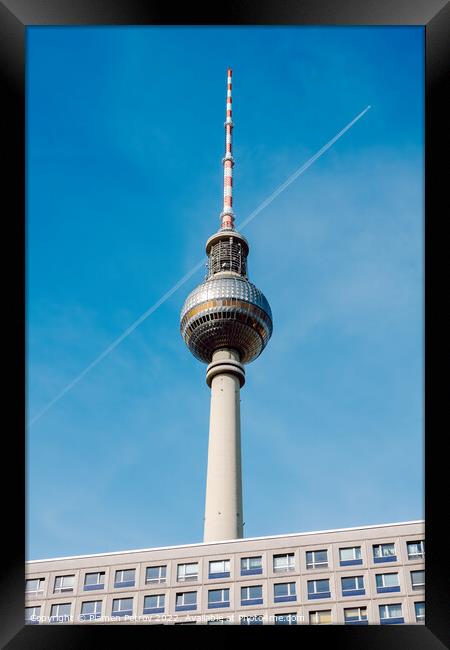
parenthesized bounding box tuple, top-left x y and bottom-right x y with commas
(25, 520, 424, 625)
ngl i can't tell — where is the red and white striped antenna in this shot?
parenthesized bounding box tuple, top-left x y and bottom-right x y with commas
(220, 68, 235, 230)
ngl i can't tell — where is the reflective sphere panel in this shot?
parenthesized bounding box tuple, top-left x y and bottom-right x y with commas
(180, 275, 272, 364)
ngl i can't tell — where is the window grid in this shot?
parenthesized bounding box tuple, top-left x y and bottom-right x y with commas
(84, 572, 105, 591)
(80, 600, 102, 621)
(407, 540, 425, 560)
(411, 570, 425, 590)
(25, 578, 45, 595)
(273, 554, 295, 573)
(306, 550, 328, 569)
(177, 563, 199, 582)
(53, 575, 75, 594)
(146, 565, 167, 584)
(112, 597, 133, 616)
(25, 606, 41, 625)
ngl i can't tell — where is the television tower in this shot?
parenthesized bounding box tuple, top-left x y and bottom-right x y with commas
(180, 69, 273, 542)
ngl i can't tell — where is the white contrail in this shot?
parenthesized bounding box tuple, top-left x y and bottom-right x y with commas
(27, 105, 371, 428)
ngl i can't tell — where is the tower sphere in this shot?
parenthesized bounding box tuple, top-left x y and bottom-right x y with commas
(180, 230, 272, 364)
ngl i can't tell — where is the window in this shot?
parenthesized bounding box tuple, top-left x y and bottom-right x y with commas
(80, 600, 102, 621)
(241, 556, 262, 576)
(146, 565, 167, 584)
(25, 606, 41, 625)
(177, 563, 199, 582)
(143, 594, 165, 614)
(208, 588, 230, 608)
(306, 550, 328, 569)
(407, 540, 425, 561)
(241, 585, 263, 606)
(50, 602, 72, 623)
(111, 597, 133, 617)
(376, 573, 400, 593)
(241, 615, 263, 625)
(411, 570, 425, 590)
(309, 610, 331, 625)
(84, 572, 105, 591)
(53, 575, 75, 593)
(176, 591, 197, 611)
(25, 578, 45, 595)
(339, 546, 362, 566)
(373, 543, 396, 563)
(344, 606, 368, 625)
(209, 560, 230, 579)
(114, 569, 135, 589)
(379, 603, 404, 624)
(274, 613, 297, 625)
(273, 553, 295, 573)
(341, 575, 365, 597)
(415, 602, 425, 623)
(307, 579, 331, 599)
(274, 582, 296, 603)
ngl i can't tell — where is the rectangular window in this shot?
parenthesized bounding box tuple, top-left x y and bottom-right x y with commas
(53, 575, 75, 593)
(25, 606, 41, 625)
(273, 553, 295, 573)
(177, 563, 199, 582)
(25, 578, 45, 595)
(341, 575, 365, 597)
(379, 603, 404, 624)
(143, 594, 165, 614)
(50, 602, 72, 623)
(415, 601, 425, 623)
(309, 610, 331, 625)
(208, 588, 230, 608)
(339, 546, 362, 566)
(376, 572, 400, 593)
(241, 585, 263, 606)
(407, 540, 425, 561)
(80, 600, 102, 621)
(111, 597, 133, 617)
(84, 572, 105, 591)
(209, 559, 230, 579)
(275, 613, 297, 625)
(175, 591, 197, 611)
(373, 543, 396, 563)
(274, 582, 296, 603)
(114, 569, 135, 589)
(306, 549, 328, 569)
(344, 607, 368, 625)
(241, 556, 263, 576)
(146, 565, 167, 584)
(307, 579, 331, 599)
(240, 615, 263, 625)
(411, 570, 425, 590)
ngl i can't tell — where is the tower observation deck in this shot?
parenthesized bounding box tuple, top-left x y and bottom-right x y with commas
(180, 69, 273, 542)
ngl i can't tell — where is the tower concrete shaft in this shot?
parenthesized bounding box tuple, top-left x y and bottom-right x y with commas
(204, 349, 245, 542)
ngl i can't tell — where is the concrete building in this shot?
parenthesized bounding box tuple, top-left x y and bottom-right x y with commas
(25, 521, 424, 625)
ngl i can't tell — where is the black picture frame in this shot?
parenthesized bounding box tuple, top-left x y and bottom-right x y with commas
(1, 0, 448, 647)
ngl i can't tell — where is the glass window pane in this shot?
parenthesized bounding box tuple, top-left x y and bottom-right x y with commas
(412, 571, 425, 585)
(249, 585, 262, 599)
(384, 573, 399, 587)
(274, 583, 288, 597)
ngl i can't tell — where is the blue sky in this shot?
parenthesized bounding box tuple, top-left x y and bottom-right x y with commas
(27, 26, 424, 560)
